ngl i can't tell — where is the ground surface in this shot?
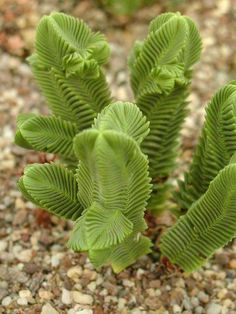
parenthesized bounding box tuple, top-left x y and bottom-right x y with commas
(1, 0, 236, 313)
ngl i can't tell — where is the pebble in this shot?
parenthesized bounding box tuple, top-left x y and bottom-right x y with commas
(38, 290, 53, 300)
(191, 297, 199, 307)
(195, 306, 204, 314)
(17, 249, 32, 262)
(72, 291, 93, 305)
(51, 254, 62, 267)
(0, 289, 8, 301)
(83, 269, 97, 280)
(67, 266, 83, 282)
(87, 281, 96, 292)
(17, 297, 28, 305)
(207, 303, 222, 314)
(61, 288, 72, 305)
(41, 303, 59, 314)
(229, 260, 236, 269)
(19, 289, 32, 299)
(76, 310, 93, 314)
(198, 291, 209, 303)
(0, 240, 7, 252)
(2, 296, 12, 306)
(173, 304, 182, 313)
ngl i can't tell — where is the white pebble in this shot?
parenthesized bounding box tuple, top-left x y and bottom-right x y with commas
(87, 281, 96, 292)
(19, 290, 32, 299)
(198, 291, 209, 303)
(17, 297, 28, 305)
(207, 303, 222, 314)
(51, 256, 59, 267)
(76, 310, 93, 314)
(61, 288, 72, 305)
(41, 303, 59, 314)
(17, 249, 32, 262)
(2, 296, 12, 306)
(0, 240, 7, 252)
(173, 304, 182, 314)
(72, 291, 93, 305)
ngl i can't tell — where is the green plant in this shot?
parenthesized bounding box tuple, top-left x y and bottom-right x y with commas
(96, 0, 155, 16)
(15, 12, 236, 273)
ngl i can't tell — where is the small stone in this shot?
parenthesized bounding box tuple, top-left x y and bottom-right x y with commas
(19, 290, 32, 299)
(67, 266, 83, 282)
(229, 260, 236, 269)
(136, 269, 145, 279)
(17, 249, 32, 262)
(207, 303, 222, 314)
(17, 297, 28, 305)
(198, 291, 209, 303)
(0, 289, 8, 301)
(122, 279, 134, 287)
(76, 310, 93, 314)
(217, 288, 228, 300)
(195, 306, 204, 314)
(0, 240, 7, 252)
(51, 255, 61, 267)
(72, 291, 93, 305)
(2, 296, 12, 306)
(173, 304, 182, 313)
(149, 280, 161, 288)
(61, 288, 72, 305)
(183, 299, 192, 310)
(118, 298, 127, 310)
(38, 290, 53, 300)
(41, 303, 59, 314)
(87, 281, 96, 292)
(24, 263, 40, 274)
(215, 253, 229, 266)
(191, 297, 199, 307)
(83, 269, 97, 281)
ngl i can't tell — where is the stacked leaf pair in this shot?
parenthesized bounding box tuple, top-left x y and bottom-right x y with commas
(15, 12, 112, 166)
(129, 12, 202, 211)
(161, 82, 236, 271)
(68, 103, 152, 272)
(19, 102, 152, 272)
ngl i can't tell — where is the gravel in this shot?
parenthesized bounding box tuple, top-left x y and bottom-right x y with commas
(1, 0, 236, 313)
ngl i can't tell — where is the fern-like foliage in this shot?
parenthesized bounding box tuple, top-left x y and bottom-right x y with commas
(15, 11, 236, 273)
(15, 114, 78, 159)
(18, 163, 83, 220)
(68, 102, 152, 271)
(129, 12, 202, 211)
(161, 161, 236, 272)
(176, 82, 236, 212)
(15, 12, 111, 165)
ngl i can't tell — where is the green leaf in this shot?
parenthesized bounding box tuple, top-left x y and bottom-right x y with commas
(28, 12, 111, 129)
(161, 163, 236, 272)
(74, 129, 151, 227)
(180, 16, 202, 70)
(35, 12, 110, 69)
(17, 176, 41, 206)
(29, 59, 111, 129)
(93, 102, 150, 144)
(141, 86, 188, 178)
(89, 234, 152, 273)
(15, 113, 36, 149)
(21, 163, 83, 220)
(85, 202, 133, 250)
(16, 114, 78, 157)
(130, 13, 188, 95)
(177, 82, 236, 211)
(67, 214, 88, 251)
